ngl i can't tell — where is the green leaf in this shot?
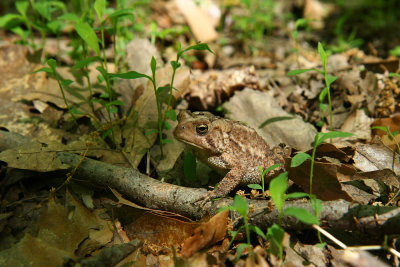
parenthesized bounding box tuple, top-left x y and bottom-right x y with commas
(161, 138, 173, 144)
(184, 152, 196, 182)
(94, 0, 106, 21)
(319, 87, 329, 102)
(1, 14, 24, 29)
(61, 79, 73, 87)
(47, 58, 57, 71)
(170, 60, 181, 69)
(295, 18, 308, 29)
(109, 106, 118, 114)
(32, 67, 53, 74)
(16, 1, 29, 17)
(287, 69, 314, 76)
(58, 13, 79, 22)
(285, 192, 309, 199)
(165, 109, 177, 121)
(315, 131, 354, 147)
(236, 243, 249, 260)
(310, 196, 322, 217)
(392, 130, 399, 136)
(233, 195, 248, 218)
(389, 72, 400, 79)
(75, 21, 100, 56)
(326, 75, 337, 87)
(101, 128, 112, 139)
(217, 206, 236, 213)
(108, 100, 124, 106)
(73, 56, 101, 69)
(265, 163, 283, 172)
(290, 153, 311, 167)
(47, 20, 62, 33)
(163, 121, 171, 130)
(108, 8, 134, 21)
(108, 71, 151, 80)
(249, 225, 267, 240)
(269, 172, 288, 212)
(267, 224, 285, 256)
(34, 1, 66, 21)
(11, 27, 27, 39)
(258, 116, 295, 129)
(248, 184, 263, 190)
(157, 85, 170, 95)
(150, 56, 156, 76)
(69, 108, 83, 115)
(319, 102, 328, 112)
(181, 43, 214, 56)
(283, 207, 320, 225)
(144, 129, 158, 136)
(315, 242, 327, 248)
(96, 66, 108, 80)
(371, 126, 388, 134)
(318, 42, 327, 69)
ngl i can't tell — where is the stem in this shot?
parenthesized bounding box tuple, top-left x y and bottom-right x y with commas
(261, 173, 265, 198)
(161, 52, 179, 129)
(151, 77, 163, 157)
(113, 23, 118, 73)
(243, 217, 252, 257)
(309, 144, 317, 195)
(81, 43, 95, 114)
(56, 75, 77, 124)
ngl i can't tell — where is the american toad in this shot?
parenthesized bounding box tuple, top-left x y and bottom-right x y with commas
(174, 110, 290, 205)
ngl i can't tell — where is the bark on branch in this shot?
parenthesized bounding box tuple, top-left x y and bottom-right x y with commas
(1, 130, 399, 235)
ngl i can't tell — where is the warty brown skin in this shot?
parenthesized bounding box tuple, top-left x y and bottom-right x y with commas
(174, 110, 288, 206)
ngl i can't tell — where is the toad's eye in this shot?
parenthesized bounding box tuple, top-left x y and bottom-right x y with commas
(196, 124, 208, 135)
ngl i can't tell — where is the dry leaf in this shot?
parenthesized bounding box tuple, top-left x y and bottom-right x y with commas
(181, 210, 229, 258)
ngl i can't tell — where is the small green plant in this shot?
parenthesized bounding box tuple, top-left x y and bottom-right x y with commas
(290, 131, 353, 195)
(109, 43, 214, 156)
(218, 195, 267, 259)
(288, 42, 337, 131)
(228, 0, 275, 50)
(0, 0, 67, 60)
(267, 172, 320, 259)
(248, 163, 282, 198)
(33, 58, 78, 123)
(371, 125, 399, 170)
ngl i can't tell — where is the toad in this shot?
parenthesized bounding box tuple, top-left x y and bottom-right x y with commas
(174, 110, 289, 205)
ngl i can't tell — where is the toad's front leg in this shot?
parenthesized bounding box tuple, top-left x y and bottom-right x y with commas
(195, 168, 244, 206)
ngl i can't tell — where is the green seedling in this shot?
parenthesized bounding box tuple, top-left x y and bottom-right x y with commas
(33, 58, 79, 123)
(371, 125, 399, 171)
(258, 116, 295, 129)
(288, 42, 337, 133)
(248, 163, 282, 198)
(229, 0, 275, 50)
(0, 0, 67, 61)
(109, 43, 213, 156)
(267, 171, 320, 259)
(290, 131, 354, 195)
(218, 195, 266, 260)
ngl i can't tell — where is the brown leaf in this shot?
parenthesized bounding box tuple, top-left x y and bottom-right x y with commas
(0, 141, 70, 172)
(353, 141, 400, 176)
(181, 210, 229, 258)
(287, 159, 353, 201)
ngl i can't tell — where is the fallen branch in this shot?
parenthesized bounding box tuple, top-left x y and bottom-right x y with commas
(1, 130, 399, 235)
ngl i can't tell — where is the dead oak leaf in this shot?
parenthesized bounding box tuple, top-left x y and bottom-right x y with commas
(287, 159, 353, 201)
(181, 210, 229, 258)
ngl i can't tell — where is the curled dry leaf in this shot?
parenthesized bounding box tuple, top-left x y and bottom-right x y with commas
(186, 67, 261, 110)
(181, 210, 229, 258)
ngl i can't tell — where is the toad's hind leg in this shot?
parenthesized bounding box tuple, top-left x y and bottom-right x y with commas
(196, 168, 243, 206)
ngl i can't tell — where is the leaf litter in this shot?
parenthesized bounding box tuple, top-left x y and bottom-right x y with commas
(0, 1, 399, 266)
